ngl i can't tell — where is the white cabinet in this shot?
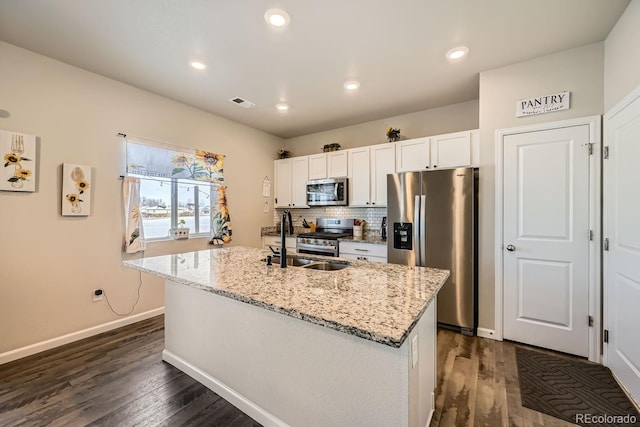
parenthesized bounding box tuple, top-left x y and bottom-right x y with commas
(327, 151, 348, 178)
(370, 144, 395, 206)
(274, 157, 309, 208)
(347, 147, 372, 206)
(395, 130, 479, 172)
(396, 137, 430, 172)
(348, 145, 395, 207)
(262, 235, 297, 252)
(308, 151, 348, 179)
(340, 241, 387, 263)
(430, 130, 472, 169)
(308, 154, 327, 180)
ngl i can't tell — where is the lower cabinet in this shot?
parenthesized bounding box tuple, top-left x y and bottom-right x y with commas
(262, 235, 297, 252)
(339, 241, 387, 263)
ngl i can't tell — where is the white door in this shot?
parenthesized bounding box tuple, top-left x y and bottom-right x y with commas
(502, 125, 591, 357)
(604, 89, 640, 403)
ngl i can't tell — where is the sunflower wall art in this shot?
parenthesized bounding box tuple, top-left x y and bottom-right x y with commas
(62, 163, 92, 216)
(1, 129, 37, 192)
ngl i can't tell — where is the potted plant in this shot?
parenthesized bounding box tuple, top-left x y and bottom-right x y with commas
(170, 218, 190, 240)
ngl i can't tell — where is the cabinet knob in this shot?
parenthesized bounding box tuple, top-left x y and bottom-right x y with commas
(433, 165, 437, 168)
(292, 203, 295, 206)
(425, 166, 429, 169)
(366, 202, 370, 205)
(372, 202, 376, 205)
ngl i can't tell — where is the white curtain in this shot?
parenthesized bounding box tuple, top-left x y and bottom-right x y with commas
(123, 177, 146, 253)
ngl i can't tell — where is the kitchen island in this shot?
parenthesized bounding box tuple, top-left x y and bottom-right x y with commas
(123, 246, 449, 427)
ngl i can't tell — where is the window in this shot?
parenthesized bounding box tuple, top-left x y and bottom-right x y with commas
(125, 137, 230, 242)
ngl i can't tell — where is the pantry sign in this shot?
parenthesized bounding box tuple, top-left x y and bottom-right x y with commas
(516, 91, 570, 117)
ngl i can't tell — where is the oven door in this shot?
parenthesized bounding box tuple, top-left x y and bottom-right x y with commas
(296, 241, 338, 257)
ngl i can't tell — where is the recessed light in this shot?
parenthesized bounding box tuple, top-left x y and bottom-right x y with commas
(190, 59, 207, 70)
(344, 81, 360, 91)
(446, 46, 469, 61)
(265, 9, 290, 28)
(275, 103, 289, 112)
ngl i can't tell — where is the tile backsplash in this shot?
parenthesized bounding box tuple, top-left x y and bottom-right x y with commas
(274, 206, 387, 236)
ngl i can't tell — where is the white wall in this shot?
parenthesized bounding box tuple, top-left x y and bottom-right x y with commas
(605, 0, 640, 110)
(283, 100, 479, 156)
(478, 43, 605, 330)
(0, 42, 282, 357)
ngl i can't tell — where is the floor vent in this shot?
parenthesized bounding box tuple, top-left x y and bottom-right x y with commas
(229, 97, 256, 109)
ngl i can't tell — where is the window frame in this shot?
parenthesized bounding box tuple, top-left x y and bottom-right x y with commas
(136, 175, 214, 242)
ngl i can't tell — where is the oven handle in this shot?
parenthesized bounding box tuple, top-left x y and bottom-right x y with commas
(297, 243, 337, 252)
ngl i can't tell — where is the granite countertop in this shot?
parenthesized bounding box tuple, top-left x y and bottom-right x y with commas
(123, 246, 448, 348)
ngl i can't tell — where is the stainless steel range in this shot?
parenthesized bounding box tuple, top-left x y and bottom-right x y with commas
(296, 218, 355, 257)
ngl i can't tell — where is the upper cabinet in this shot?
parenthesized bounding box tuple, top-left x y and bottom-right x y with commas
(395, 137, 430, 172)
(274, 129, 478, 210)
(396, 130, 479, 172)
(348, 144, 394, 207)
(347, 147, 371, 207)
(326, 151, 348, 178)
(274, 157, 309, 208)
(308, 154, 327, 180)
(370, 144, 395, 206)
(308, 151, 348, 179)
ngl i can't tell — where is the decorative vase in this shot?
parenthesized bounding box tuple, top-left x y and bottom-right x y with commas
(11, 180, 23, 189)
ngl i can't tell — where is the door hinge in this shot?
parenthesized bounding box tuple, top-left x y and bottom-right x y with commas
(604, 329, 609, 343)
(588, 143, 594, 155)
(589, 229, 593, 241)
(604, 146, 609, 159)
(588, 315, 593, 327)
(604, 237, 609, 251)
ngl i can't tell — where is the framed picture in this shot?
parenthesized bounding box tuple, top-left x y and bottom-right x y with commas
(1, 129, 37, 192)
(62, 163, 92, 216)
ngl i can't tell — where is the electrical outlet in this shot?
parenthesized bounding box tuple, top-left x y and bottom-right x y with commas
(93, 288, 103, 302)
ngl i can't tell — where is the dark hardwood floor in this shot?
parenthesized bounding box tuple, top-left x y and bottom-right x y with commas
(0, 315, 260, 427)
(1, 315, 584, 426)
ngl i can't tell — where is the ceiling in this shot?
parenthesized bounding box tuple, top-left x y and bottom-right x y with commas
(0, 0, 630, 139)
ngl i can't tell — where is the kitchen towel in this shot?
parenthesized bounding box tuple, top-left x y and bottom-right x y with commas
(123, 176, 146, 253)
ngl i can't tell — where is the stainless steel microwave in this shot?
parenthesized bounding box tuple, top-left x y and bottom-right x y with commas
(306, 178, 348, 206)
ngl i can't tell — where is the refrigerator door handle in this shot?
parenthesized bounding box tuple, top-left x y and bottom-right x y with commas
(414, 195, 421, 264)
(420, 195, 427, 266)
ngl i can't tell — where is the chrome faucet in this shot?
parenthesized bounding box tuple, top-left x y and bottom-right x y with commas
(280, 210, 292, 268)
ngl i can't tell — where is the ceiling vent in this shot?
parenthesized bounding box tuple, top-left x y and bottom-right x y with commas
(229, 97, 256, 109)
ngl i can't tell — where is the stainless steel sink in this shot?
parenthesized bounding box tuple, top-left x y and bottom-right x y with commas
(261, 255, 315, 267)
(303, 261, 351, 271)
(262, 256, 350, 270)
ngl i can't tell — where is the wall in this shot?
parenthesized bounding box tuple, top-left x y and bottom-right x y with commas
(605, 0, 640, 110)
(283, 100, 479, 157)
(478, 42, 605, 330)
(0, 42, 282, 358)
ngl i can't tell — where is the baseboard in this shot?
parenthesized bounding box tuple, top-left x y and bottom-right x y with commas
(0, 307, 164, 365)
(477, 327, 498, 340)
(162, 350, 288, 427)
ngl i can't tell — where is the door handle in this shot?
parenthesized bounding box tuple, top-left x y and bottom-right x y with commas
(506, 244, 516, 251)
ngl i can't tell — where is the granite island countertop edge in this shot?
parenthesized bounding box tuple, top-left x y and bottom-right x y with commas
(123, 247, 448, 348)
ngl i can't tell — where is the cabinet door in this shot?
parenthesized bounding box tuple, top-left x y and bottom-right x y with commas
(348, 147, 371, 206)
(308, 154, 327, 180)
(327, 151, 348, 178)
(274, 159, 292, 208)
(430, 131, 471, 169)
(370, 144, 395, 206)
(396, 137, 430, 172)
(291, 157, 309, 208)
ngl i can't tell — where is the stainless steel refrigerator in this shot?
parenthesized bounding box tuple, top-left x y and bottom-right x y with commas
(387, 168, 478, 335)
